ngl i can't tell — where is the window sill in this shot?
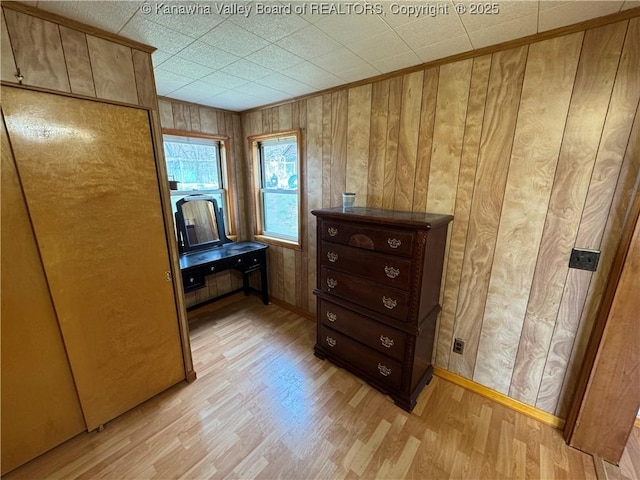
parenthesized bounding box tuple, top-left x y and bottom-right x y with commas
(254, 235, 301, 251)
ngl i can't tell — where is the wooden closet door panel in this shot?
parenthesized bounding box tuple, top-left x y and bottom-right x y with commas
(1, 87, 185, 431)
(1, 117, 85, 474)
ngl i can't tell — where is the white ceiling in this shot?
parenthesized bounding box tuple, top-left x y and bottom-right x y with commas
(31, 0, 639, 111)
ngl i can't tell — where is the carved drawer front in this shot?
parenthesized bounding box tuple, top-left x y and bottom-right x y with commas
(321, 268, 410, 322)
(320, 242, 412, 290)
(321, 220, 414, 258)
(319, 300, 406, 362)
(319, 325, 402, 390)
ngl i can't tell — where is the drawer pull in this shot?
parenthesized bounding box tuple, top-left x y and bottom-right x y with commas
(387, 238, 402, 249)
(326, 311, 337, 322)
(326, 336, 336, 347)
(237, 259, 242, 263)
(382, 296, 397, 309)
(378, 363, 392, 376)
(210, 266, 216, 272)
(327, 278, 337, 289)
(384, 266, 400, 278)
(328, 227, 338, 237)
(189, 277, 195, 283)
(327, 252, 338, 263)
(380, 335, 394, 348)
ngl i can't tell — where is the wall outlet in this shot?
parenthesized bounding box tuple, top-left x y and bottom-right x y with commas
(569, 248, 600, 272)
(453, 338, 465, 354)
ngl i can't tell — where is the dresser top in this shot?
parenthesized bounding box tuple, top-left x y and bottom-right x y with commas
(312, 207, 453, 229)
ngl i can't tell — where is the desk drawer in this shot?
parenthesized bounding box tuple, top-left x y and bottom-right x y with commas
(182, 271, 205, 292)
(319, 324, 402, 390)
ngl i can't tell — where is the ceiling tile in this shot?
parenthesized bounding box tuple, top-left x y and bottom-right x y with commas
(539, 1, 624, 31)
(152, 50, 172, 68)
(335, 63, 381, 83)
(139, 1, 225, 38)
(202, 92, 264, 110)
(311, 47, 372, 73)
(393, 10, 466, 50)
(276, 24, 343, 59)
(459, 1, 538, 33)
(256, 72, 314, 96)
(348, 30, 411, 63)
(233, 82, 289, 98)
(120, 14, 195, 54)
(468, 15, 537, 49)
(200, 70, 251, 89)
(36, 1, 139, 33)
(372, 50, 422, 73)
(200, 20, 270, 57)
(314, 9, 390, 45)
(413, 35, 473, 63)
(154, 68, 194, 95)
(279, 61, 336, 84)
(221, 59, 274, 81)
(155, 56, 214, 80)
(175, 41, 240, 69)
(380, 1, 454, 28)
(168, 81, 227, 103)
(229, 4, 310, 42)
(246, 44, 305, 70)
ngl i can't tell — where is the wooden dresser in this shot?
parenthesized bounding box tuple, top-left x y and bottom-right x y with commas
(312, 207, 453, 411)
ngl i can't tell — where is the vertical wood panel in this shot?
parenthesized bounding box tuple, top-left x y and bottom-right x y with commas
(59, 26, 96, 97)
(3, 9, 70, 92)
(412, 68, 439, 213)
(435, 56, 491, 368)
(1, 9, 17, 83)
(131, 50, 155, 109)
(367, 80, 390, 209)
(382, 77, 403, 210)
(158, 98, 175, 129)
(306, 97, 323, 312)
(86, 35, 138, 105)
(426, 60, 472, 215)
(278, 103, 292, 130)
(322, 94, 332, 208)
(393, 71, 423, 211)
(199, 107, 218, 134)
(189, 106, 201, 132)
(510, 22, 627, 405)
(283, 248, 296, 305)
(474, 33, 583, 394)
(537, 18, 640, 414)
(449, 46, 528, 379)
(346, 84, 372, 206)
(172, 103, 192, 131)
(330, 90, 348, 207)
(296, 100, 309, 310)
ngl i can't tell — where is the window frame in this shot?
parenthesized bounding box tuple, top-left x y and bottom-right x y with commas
(162, 129, 236, 238)
(249, 129, 302, 250)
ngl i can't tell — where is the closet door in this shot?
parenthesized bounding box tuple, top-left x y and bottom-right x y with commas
(2, 87, 185, 431)
(1, 117, 86, 474)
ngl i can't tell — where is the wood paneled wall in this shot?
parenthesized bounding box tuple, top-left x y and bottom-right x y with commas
(157, 98, 247, 308)
(240, 17, 640, 418)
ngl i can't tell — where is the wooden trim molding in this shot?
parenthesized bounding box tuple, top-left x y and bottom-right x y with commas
(242, 6, 640, 114)
(269, 297, 315, 322)
(1, 1, 155, 53)
(433, 366, 566, 429)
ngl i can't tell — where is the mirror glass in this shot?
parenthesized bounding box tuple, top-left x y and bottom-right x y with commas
(176, 196, 222, 252)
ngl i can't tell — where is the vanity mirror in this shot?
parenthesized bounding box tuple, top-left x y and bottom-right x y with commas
(175, 195, 229, 253)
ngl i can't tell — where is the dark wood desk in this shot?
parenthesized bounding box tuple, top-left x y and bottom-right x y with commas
(179, 241, 269, 308)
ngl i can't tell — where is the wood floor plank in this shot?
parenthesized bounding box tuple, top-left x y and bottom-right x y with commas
(4, 298, 603, 480)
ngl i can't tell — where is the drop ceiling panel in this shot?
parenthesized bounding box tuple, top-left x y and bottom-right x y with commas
(539, 1, 624, 30)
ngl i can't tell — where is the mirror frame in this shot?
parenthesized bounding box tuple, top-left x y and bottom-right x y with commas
(175, 195, 228, 253)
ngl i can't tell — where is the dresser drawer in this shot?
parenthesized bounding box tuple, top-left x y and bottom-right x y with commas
(319, 299, 406, 362)
(319, 325, 402, 390)
(320, 220, 414, 257)
(320, 241, 412, 290)
(321, 268, 410, 322)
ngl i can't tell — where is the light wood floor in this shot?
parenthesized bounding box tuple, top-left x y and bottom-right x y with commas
(5, 296, 603, 479)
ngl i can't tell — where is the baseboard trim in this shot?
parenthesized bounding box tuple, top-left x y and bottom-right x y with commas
(269, 297, 316, 321)
(433, 366, 565, 429)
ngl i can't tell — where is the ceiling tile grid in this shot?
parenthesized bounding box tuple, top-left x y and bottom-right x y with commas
(31, 0, 636, 110)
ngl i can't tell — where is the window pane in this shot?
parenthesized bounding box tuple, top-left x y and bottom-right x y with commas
(163, 136, 221, 191)
(260, 138, 298, 191)
(263, 191, 298, 239)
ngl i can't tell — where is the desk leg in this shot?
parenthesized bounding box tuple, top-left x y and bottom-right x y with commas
(260, 264, 269, 305)
(242, 273, 250, 296)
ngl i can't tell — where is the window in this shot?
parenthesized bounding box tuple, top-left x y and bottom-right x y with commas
(251, 130, 301, 246)
(162, 133, 230, 233)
